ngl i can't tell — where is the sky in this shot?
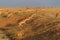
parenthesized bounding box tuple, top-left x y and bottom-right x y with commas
(0, 0, 60, 7)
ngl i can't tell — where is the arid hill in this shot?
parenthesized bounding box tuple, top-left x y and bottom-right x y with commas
(0, 8, 60, 40)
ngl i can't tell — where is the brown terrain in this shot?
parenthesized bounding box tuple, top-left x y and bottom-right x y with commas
(0, 8, 60, 40)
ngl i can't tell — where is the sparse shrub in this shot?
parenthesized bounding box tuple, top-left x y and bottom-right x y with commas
(2, 36, 6, 39)
(14, 12, 20, 15)
(0, 13, 7, 18)
(5, 30, 18, 40)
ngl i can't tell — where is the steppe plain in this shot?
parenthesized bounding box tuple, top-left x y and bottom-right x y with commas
(0, 8, 60, 40)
